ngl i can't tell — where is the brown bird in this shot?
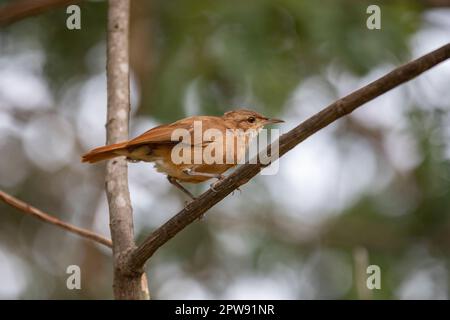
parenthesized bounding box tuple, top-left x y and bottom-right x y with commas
(82, 109, 283, 199)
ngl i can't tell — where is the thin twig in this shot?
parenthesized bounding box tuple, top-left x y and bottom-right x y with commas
(0, 189, 112, 248)
(127, 43, 450, 271)
(0, 0, 81, 27)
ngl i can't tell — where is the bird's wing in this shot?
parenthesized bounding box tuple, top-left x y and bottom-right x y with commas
(126, 117, 202, 147)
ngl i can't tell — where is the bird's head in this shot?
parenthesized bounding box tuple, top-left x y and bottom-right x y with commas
(222, 109, 284, 131)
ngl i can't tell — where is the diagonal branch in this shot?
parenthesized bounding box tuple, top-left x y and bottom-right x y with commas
(0, 189, 112, 248)
(127, 43, 450, 271)
(0, 0, 81, 26)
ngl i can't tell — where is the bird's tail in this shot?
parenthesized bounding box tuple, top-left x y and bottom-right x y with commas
(81, 142, 128, 163)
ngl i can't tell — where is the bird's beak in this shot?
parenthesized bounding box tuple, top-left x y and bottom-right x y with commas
(265, 117, 284, 124)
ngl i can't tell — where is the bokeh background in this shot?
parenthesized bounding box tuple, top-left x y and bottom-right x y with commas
(1, 0, 450, 299)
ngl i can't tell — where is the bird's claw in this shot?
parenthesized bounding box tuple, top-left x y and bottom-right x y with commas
(210, 174, 225, 192)
(232, 187, 242, 196)
(210, 182, 220, 192)
(184, 198, 197, 208)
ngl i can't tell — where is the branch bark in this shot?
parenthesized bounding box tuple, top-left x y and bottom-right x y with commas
(0, 0, 81, 26)
(105, 0, 149, 300)
(127, 43, 450, 272)
(0, 190, 112, 248)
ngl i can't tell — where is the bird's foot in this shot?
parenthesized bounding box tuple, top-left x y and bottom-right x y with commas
(210, 174, 226, 192)
(184, 197, 197, 208)
(232, 187, 242, 196)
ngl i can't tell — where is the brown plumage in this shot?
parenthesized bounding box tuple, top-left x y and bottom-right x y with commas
(82, 109, 283, 198)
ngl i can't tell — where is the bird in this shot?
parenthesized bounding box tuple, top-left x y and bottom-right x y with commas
(81, 109, 284, 199)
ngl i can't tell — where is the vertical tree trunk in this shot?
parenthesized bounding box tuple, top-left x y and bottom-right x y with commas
(105, 0, 149, 300)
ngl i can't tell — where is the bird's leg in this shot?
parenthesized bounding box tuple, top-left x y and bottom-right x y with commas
(167, 176, 197, 200)
(182, 168, 225, 180)
(182, 168, 226, 192)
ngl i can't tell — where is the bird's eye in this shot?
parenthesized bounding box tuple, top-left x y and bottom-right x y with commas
(247, 117, 256, 123)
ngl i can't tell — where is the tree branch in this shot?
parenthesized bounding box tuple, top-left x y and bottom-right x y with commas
(127, 43, 450, 271)
(105, 0, 149, 300)
(0, 190, 112, 248)
(0, 0, 81, 26)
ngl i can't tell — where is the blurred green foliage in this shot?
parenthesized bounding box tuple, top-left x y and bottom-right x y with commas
(2, 0, 420, 117)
